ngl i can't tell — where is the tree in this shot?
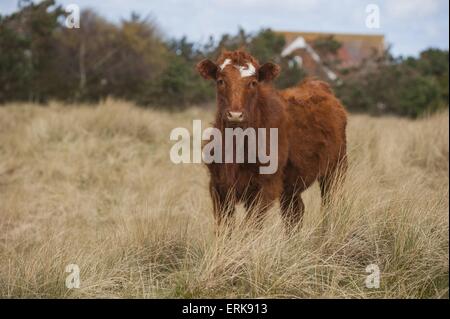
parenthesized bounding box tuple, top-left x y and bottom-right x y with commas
(312, 35, 342, 68)
(335, 48, 448, 118)
(53, 10, 169, 102)
(0, 16, 32, 102)
(0, 0, 65, 102)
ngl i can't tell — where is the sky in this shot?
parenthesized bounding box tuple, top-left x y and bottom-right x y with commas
(1, 0, 448, 57)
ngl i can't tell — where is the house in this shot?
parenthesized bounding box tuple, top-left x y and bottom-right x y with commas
(276, 31, 385, 81)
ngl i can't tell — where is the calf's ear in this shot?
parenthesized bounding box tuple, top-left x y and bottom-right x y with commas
(196, 59, 218, 80)
(258, 62, 281, 82)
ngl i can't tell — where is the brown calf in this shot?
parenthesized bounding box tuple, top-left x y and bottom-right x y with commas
(197, 50, 347, 231)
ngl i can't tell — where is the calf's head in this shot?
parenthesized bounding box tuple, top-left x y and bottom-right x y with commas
(196, 50, 280, 126)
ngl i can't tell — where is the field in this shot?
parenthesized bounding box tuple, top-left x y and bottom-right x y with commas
(0, 100, 448, 298)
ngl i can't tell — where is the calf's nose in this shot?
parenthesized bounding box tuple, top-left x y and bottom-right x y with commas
(226, 111, 244, 122)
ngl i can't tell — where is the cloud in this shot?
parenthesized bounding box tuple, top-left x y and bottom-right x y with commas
(0, 0, 18, 15)
(386, 0, 440, 19)
(215, 0, 320, 11)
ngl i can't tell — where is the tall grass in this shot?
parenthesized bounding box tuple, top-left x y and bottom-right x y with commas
(0, 100, 448, 298)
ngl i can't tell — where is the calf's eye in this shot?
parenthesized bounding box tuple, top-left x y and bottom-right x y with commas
(217, 79, 224, 86)
(250, 80, 258, 88)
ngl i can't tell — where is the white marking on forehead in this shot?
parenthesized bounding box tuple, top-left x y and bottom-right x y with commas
(219, 59, 256, 78)
(236, 63, 256, 78)
(219, 59, 232, 71)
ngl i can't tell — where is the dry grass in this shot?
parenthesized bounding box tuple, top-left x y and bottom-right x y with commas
(0, 100, 448, 298)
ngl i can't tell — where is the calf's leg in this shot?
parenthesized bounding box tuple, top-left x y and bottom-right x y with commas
(280, 185, 305, 232)
(210, 184, 236, 234)
(243, 180, 281, 229)
(319, 156, 347, 207)
(243, 192, 273, 229)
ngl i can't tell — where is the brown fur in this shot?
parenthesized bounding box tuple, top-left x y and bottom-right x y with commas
(197, 50, 347, 231)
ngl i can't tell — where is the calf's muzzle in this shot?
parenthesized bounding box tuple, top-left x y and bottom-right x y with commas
(226, 111, 244, 123)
